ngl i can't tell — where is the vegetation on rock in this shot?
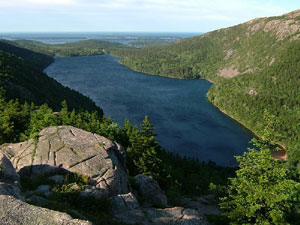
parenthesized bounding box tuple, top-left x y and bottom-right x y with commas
(21, 172, 114, 225)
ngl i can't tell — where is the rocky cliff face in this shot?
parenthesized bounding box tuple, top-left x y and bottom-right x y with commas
(0, 126, 213, 225)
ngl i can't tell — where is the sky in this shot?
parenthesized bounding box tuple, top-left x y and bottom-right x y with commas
(0, 0, 299, 32)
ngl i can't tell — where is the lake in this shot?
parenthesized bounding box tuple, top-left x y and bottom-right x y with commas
(45, 54, 253, 166)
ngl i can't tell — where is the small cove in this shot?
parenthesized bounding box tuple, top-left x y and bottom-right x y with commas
(45, 54, 254, 166)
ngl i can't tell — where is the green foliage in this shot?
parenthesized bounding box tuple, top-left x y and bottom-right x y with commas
(26, 104, 59, 138)
(209, 183, 227, 199)
(220, 141, 300, 224)
(0, 97, 112, 145)
(111, 36, 224, 79)
(124, 116, 164, 181)
(0, 99, 30, 143)
(63, 172, 90, 186)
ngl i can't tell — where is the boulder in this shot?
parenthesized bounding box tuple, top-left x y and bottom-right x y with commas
(179, 195, 221, 216)
(48, 174, 64, 184)
(111, 203, 209, 225)
(0, 152, 23, 200)
(111, 192, 140, 210)
(109, 191, 209, 225)
(135, 174, 168, 206)
(0, 195, 92, 225)
(0, 152, 91, 225)
(0, 126, 130, 198)
(34, 185, 51, 197)
(145, 207, 210, 225)
(112, 207, 150, 225)
(110, 192, 150, 225)
(26, 195, 49, 207)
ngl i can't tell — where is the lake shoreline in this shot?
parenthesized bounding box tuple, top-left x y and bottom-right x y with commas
(115, 56, 287, 158)
(210, 104, 286, 150)
(117, 58, 213, 83)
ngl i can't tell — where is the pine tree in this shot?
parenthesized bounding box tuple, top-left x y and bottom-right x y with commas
(125, 116, 164, 181)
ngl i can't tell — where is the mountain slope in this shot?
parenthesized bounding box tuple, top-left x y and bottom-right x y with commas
(112, 10, 300, 80)
(112, 9, 300, 158)
(0, 40, 54, 70)
(0, 49, 102, 114)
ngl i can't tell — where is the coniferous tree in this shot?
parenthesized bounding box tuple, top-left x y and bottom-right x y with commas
(220, 114, 300, 225)
(220, 143, 300, 224)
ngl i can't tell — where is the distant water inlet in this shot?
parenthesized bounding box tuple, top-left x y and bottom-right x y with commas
(45, 54, 254, 166)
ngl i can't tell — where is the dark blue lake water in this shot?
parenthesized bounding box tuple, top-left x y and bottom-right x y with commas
(45, 54, 253, 166)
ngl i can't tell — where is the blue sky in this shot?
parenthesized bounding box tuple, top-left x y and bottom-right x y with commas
(0, 0, 299, 32)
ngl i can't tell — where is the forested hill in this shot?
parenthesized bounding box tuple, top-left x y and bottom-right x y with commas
(0, 40, 54, 70)
(1, 39, 124, 57)
(0, 48, 102, 114)
(111, 9, 300, 159)
(111, 9, 300, 81)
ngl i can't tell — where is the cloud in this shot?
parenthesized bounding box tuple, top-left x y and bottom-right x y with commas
(28, 0, 74, 5)
(0, 0, 74, 7)
(0, 0, 297, 32)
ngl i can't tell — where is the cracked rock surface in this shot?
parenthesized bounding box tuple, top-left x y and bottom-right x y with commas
(0, 152, 91, 225)
(135, 174, 168, 207)
(0, 126, 130, 198)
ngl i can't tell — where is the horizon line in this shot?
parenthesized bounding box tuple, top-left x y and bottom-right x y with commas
(0, 31, 205, 33)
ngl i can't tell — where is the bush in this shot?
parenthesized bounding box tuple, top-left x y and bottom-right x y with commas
(220, 141, 300, 224)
